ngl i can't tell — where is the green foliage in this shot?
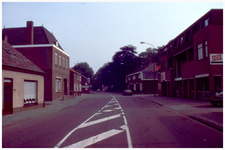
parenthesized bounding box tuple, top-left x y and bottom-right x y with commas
(72, 62, 94, 79)
(92, 44, 163, 92)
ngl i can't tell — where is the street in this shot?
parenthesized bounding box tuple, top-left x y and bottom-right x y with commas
(2, 92, 223, 148)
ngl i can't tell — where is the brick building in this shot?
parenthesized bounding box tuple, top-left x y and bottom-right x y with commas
(70, 68, 82, 96)
(158, 9, 223, 100)
(2, 40, 45, 115)
(126, 63, 158, 94)
(3, 21, 70, 101)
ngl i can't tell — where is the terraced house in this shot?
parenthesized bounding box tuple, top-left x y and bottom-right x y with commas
(158, 9, 223, 100)
(2, 40, 45, 115)
(3, 21, 70, 101)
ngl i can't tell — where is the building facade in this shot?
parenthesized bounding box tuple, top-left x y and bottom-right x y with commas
(3, 21, 70, 101)
(70, 68, 82, 96)
(158, 9, 223, 100)
(126, 63, 158, 94)
(2, 40, 45, 115)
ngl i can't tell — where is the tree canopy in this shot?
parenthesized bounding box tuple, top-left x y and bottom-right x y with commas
(92, 44, 163, 92)
(72, 62, 94, 79)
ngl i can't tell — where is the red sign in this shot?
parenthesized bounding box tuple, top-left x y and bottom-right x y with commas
(212, 54, 222, 61)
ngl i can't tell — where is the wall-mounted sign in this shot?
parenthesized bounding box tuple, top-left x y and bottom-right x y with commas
(210, 54, 223, 65)
(161, 72, 165, 82)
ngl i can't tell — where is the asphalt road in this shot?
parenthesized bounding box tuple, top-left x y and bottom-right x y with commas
(2, 92, 223, 148)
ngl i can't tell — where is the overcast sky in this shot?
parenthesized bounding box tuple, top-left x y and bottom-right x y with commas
(2, 2, 223, 73)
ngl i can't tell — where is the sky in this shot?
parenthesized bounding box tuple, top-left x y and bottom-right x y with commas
(1, 1, 223, 73)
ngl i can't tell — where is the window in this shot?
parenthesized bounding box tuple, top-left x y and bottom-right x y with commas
(204, 18, 209, 27)
(63, 56, 65, 69)
(179, 37, 183, 46)
(197, 43, 203, 60)
(59, 54, 62, 67)
(55, 52, 58, 65)
(66, 58, 69, 69)
(79, 84, 82, 91)
(56, 78, 61, 92)
(140, 83, 142, 91)
(204, 41, 208, 58)
(133, 75, 136, 80)
(24, 81, 37, 105)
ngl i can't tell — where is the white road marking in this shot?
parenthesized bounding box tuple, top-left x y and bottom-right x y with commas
(78, 114, 122, 129)
(55, 96, 132, 148)
(102, 109, 113, 112)
(65, 128, 125, 148)
(111, 96, 133, 148)
(54, 113, 97, 148)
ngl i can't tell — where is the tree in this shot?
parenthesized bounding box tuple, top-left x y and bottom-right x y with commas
(72, 62, 94, 79)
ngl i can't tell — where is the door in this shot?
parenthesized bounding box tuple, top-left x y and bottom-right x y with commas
(3, 79, 13, 115)
(64, 79, 67, 95)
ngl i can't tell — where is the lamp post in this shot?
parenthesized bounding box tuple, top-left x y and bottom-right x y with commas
(140, 41, 157, 97)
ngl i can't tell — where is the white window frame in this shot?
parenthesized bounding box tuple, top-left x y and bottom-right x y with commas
(133, 75, 136, 80)
(24, 81, 37, 105)
(55, 52, 58, 65)
(197, 43, 203, 60)
(59, 54, 62, 67)
(66, 58, 69, 69)
(56, 78, 61, 92)
(63, 56, 65, 69)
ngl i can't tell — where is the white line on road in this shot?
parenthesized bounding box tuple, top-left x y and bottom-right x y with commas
(78, 113, 122, 129)
(111, 95, 133, 148)
(65, 128, 125, 148)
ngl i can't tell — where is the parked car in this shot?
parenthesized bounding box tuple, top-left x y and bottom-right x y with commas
(206, 91, 223, 106)
(123, 89, 132, 96)
(97, 89, 101, 92)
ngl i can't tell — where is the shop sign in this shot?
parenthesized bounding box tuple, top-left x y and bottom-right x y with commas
(210, 54, 223, 65)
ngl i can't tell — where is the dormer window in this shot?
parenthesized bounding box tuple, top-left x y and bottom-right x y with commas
(55, 41, 59, 47)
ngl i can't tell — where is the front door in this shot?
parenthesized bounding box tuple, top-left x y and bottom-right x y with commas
(3, 79, 13, 115)
(64, 79, 67, 95)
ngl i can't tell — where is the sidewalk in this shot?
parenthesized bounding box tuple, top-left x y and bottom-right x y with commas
(2, 94, 92, 128)
(135, 94, 223, 132)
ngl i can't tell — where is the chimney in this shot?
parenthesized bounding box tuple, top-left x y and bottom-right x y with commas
(26, 21, 34, 44)
(2, 35, 8, 42)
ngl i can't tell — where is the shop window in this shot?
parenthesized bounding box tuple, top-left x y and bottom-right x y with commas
(24, 81, 37, 105)
(214, 76, 222, 91)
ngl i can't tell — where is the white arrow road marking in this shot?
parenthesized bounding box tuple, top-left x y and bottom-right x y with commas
(78, 113, 122, 129)
(65, 128, 125, 148)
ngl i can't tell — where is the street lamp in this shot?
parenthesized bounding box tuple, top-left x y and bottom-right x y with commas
(140, 41, 157, 97)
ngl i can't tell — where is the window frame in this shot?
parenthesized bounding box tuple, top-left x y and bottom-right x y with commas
(59, 54, 62, 67)
(204, 41, 208, 58)
(197, 43, 203, 61)
(24, 80, 37, 106)
(55, 78, 61, 93)
(55, 52, 58, 66)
